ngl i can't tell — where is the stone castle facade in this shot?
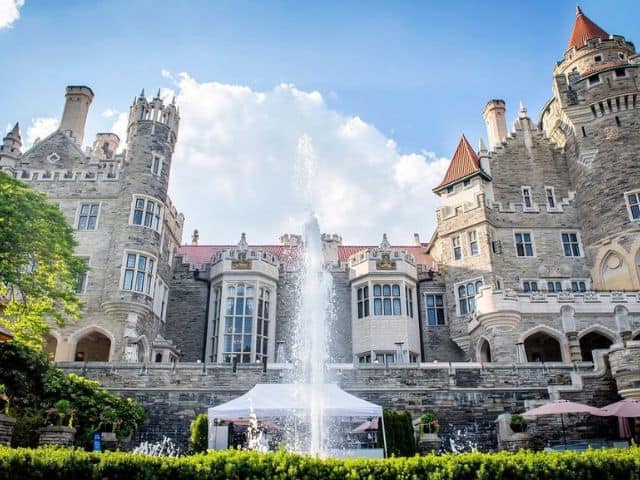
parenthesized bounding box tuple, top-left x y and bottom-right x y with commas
(1, 7, 640, 447)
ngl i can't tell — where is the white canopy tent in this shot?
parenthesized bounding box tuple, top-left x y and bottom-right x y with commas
(208, 383, 387, 456)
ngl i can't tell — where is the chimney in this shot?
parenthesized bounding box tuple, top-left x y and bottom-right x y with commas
(482, 99, 507, 151)
(59, 85, 94, 147)
(91, 133, 120, 159)
(191, 229, 199, 245)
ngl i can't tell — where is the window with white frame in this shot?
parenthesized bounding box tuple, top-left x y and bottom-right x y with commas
(626, 192, 640, 220)
(356, 286, 370, 319)
(77, 203, 99, 230)
(74, 257, 90, 294)
(452, 236, 462, 260)
(373, 284, 401, 316)
(456, 279, 483, 315)
(522, 280, 539, 292)
(545, 186, 557, 209)
(514, 232, 534, 257)
(405, 286, 414, 318)
(425, 293, 446, 325)
(131, 197, 162, 231)
(521, 187, 533, 209)
(151, 154, 163, 176)
(256, 287, 271, 362)
(546, 280, 562, 293)
(571, 280, 588, 292)
(209, 285, 222, 361)
(122, 252, 155, 295)
(222, 283, 254, 364)
(375, 352, 396, 365)
(561, 232, 582, 257)
(468, 230, 479, 256)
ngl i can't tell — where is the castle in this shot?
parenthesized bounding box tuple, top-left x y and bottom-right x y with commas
(1, 7, 640, 447)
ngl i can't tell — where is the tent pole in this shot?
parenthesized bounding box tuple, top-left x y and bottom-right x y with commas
(380, 414, 388, 458)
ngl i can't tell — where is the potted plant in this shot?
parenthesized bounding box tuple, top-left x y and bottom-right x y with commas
(0, 384, 16, 446)
(99, 408, 121, 450)
(416, 412, 441, 454)
(419, 412, 440, 435)
(39, 399, 77, 446)
(510, 413, 528, 433)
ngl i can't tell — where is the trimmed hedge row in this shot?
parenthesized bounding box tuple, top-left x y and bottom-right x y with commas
(1, 446, 640, 480)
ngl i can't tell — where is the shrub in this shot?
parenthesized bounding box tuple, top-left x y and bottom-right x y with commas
(1, 446, 640, 479)
(0, 342, 145, 448)
(189, 413, 208, 454)
(510, 413, 528, 433)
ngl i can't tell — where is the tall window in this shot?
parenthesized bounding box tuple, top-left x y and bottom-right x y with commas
(122, 253, 155, 295)
(626, 192, 640, 220)
(373, 284, 401, 316)
(561, 232, 581, 257)
(452, 236, 462, 260)
(151, 154, 163, 176)
(132, 197, 161, 231)
(74, 257, 89, 294)
(77, 203, 99, 230)
(357, 286, 370, 319)
(545, 187, 557, 209)
(522, 187, 533, 208)
(405, 287, 414, 318)
(468, 230, 479, 256)
(425, 294, 446, 326)
(256, 287, 270, 362)
(514, 232, 534, 257)
(223, 283, 254, 363)
(210, 286, 222, 362)
(571, 280, 587, 292)
(457, 279, 483, 315)
(522, 280, 538, 292)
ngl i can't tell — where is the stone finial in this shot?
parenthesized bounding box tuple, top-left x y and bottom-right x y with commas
(139, 88, 145, 99)
(478, 137, 487, 153)
(191, 229, 199, 245)
(155, 88, 161, 99)
(518, 101, 528, 119)
(237, 232, 249, 252)
(380, 233, 391, 252)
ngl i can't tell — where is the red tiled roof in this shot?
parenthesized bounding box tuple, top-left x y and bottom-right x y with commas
(177, 244, 435, 269)
(568, 6, 608, 50)
(434, 134, 482, 190)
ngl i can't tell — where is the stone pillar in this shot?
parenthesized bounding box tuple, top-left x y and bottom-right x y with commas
(566, 331, 582, 362)
(0, 414, 16, 446)
(608, 342, 640, 399)
(39, 426, 76, 446)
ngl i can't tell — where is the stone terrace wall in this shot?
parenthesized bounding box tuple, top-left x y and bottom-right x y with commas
(58, 360, 618, 451)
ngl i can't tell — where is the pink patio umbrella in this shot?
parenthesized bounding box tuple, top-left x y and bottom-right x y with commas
(600, 398, 640, 439)
(524, 399, 605, 447)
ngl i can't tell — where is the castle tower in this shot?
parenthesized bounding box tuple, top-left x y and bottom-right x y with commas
(482, 100, 507, 151)
(59, 86, 94, 147)
(0, 123, 22, 168)
(540, 7, 640, 290)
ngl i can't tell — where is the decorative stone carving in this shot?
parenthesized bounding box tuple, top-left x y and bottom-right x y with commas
(231, 251, 252, 270)
(376, 252, 397, 271)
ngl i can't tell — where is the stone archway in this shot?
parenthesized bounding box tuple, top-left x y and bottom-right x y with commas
(601, 251, 633, 291)
(478, 338, 492, 363)
(579, 331, 613, 362)
(524, 331, 563, 362)
(74, 330, 112, 361)
(43, 333, 58, 359)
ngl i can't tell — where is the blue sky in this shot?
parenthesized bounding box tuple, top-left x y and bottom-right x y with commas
(1, 1, 638, 243)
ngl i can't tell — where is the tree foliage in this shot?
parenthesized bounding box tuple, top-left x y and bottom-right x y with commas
(378, 409, 416, 457)
(0, 342, 146, 448)
(0, 170, 86, 349)
(189, 413, 209, 454)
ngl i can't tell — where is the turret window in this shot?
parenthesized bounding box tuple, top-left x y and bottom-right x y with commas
(131, 197, 162, 231)
(626, 192, 640, 220)
(151, 154, 163, 176)
(373, 284, 401, 316)
(356, 286, 370, 318)
(588, 75, 601, 86)
(121, 252, 155, 295)
(223, 283, 255, 363)
(405, 287, 414, 318)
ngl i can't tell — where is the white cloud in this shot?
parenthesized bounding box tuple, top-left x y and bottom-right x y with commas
(25, 117, 57, 148)
(111, 73, 449, 245)
(102, 109, 127, 148)
(0, 0, 24, 29)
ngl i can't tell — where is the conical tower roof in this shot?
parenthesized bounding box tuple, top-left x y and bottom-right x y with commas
(434, 135, 487, 191)
(568, 6, 609, 50)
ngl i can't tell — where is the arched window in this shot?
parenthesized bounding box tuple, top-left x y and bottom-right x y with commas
(479, 339, 492, 363)
(222, 283, 254, 363)
(524, 332, 562, 362)
(457, 279, 483, 315)
(579, 332, 613, 362)
(74, 330, 111, 362)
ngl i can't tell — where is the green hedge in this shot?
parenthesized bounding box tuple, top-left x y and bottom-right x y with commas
(1, 446, 639, 480)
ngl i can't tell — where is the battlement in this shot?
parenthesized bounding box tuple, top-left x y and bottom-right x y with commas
(127, 90, 180, 143)
(15, 166, 121, 182)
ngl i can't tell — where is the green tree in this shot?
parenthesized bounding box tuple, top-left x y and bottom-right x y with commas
(0, 171, 86, 349)
(190, 413, 209, 453)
